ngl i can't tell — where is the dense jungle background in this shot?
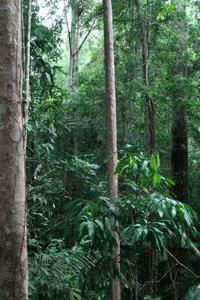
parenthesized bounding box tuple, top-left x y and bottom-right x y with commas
(23, 0, 200, 299)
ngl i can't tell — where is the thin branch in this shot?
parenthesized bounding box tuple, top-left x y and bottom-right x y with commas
(73, 18, 97, 57)
(163, 245, 200, 278)
(157, 263, 178, 284)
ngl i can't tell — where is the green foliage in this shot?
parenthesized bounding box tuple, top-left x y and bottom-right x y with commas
(76, 153, 198, 298)
(26, 0, 200, 299)
(29, 240, 98, 300)
(183, 285, 200, 300)
(144, 296, 162, 300)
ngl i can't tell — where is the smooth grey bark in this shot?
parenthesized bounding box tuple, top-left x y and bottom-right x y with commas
(103, 0, 121, 299)
(64, 0, 96, 87)
(0, 0, 28, 299)
(69, 1, 80, 86)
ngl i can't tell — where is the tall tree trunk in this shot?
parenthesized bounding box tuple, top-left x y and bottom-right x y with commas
(169, 2, 188, 299)
(24, 0, 32, 152)
(103, 0, 121, 299)
(132, 0, 155, 154)
(171, 92, 188, 203)
(64, 0, 80, 87)
(170, 1, 188, 206)
(69, 1, 80, 87)
(132, 0, 156, 295)
(0, 0, 28, 299)
(170, 0, 188, 203)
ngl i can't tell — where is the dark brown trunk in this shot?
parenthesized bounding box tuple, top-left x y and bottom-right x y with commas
(103, 0, 121, 299)
(170, 2, 188, 197)
(170, 1, 188, 205)
(171, 100, 188, 202)
(0, 0, 28, 299)
(169, 2, 188, 299)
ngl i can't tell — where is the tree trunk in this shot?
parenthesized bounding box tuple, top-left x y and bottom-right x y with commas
(170, 0, 188, 203)
(65, 0, 95, 88)
(132, 0, 156, 296)
(170, 0, 188, 204)
(103, 0, 121, 299)
(171, 97, 188, 202)
(169, 2, 188, 299)
(0, 0, 28, 299)
(69, 1, 80, 87)
(132, 0, 155, 154)
(24, 0, 32, 152)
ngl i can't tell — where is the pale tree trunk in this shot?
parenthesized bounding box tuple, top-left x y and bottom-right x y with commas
(103, 1, 121, 299)
(0, 0, 28, 299)
(64, 0, 81, 87)
(70, 1, 80, 87)
(64, 0, 96, 155)
(24, 0, 32, 152)
(64, 0, 96, 87)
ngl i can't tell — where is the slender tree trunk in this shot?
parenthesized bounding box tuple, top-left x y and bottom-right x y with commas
(170, 1, 188, 206)
(132, 0, 155, 154)
(24, 0, 32, 152)
(170, 3, 188, 202)
(0, 0, 28, 299)
(132, 0, 156, 295)
(68, 0, 80, 87)
(70, 3, 79, 86)
(103, 1, 121, 299)
(171, 93, 188, 203)
(65, 0, 95, 88)
(169, 2, 188, 299)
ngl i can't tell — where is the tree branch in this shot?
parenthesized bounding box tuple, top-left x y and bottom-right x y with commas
(163, 245, 200, 278)
(73, 17, 97, 57)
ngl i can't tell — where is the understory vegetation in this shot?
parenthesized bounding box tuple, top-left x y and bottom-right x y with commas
(25, 0, 200, 299)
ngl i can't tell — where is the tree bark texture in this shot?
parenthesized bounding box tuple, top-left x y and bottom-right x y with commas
(0, 1, 28, 299)
(103, 0, 121, 299)
(24, 0, 32, 152)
